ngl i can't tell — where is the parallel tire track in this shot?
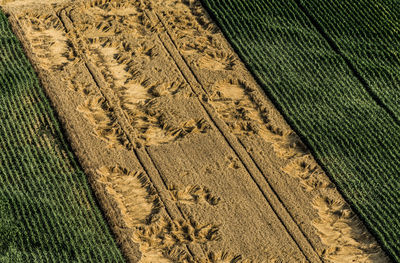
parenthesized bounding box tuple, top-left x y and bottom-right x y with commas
(201, 0, 400, 261)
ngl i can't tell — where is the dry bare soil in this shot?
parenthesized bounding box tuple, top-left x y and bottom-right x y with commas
(0, 0, 389, 262)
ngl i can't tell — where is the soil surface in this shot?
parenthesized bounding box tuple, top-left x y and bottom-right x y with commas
(1, 0, 388, 262)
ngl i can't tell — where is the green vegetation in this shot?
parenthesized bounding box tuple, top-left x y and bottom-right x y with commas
(0, 10, 125, 262)
(201, 0, 400, 261)
(299, 0, 400, 123)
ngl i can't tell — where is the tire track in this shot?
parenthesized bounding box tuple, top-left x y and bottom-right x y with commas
(143, 5, 321, 263)
(56, 7, 203, 260)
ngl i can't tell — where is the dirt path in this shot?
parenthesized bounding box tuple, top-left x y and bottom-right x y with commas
(1, 0, 388, 262)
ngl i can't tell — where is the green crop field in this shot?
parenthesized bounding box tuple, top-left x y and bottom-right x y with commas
(299, 0, 400, 123)
(0, 10, 124, 262)
(201, 0, 400, 261)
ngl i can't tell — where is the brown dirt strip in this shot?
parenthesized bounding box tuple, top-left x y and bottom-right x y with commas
(0, 0, 389, 262)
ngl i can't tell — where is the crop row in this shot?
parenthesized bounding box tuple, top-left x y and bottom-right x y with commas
(0, 10, 124, 262)
(201, 0, 400, 261)
(299, 0, 400, 124)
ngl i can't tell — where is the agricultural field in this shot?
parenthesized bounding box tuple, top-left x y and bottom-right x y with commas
(201, 0, 400, 261)
(0, 9, 124, 262)
(0, 0, 397, 262)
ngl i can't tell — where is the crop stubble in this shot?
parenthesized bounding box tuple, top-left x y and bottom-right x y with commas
(0, 6, 125, 262)
(0, 0, 389, 262)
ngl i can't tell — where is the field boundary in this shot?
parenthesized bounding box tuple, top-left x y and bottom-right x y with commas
(0, 8, 125, 262)
(200, 0, 400, 261)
